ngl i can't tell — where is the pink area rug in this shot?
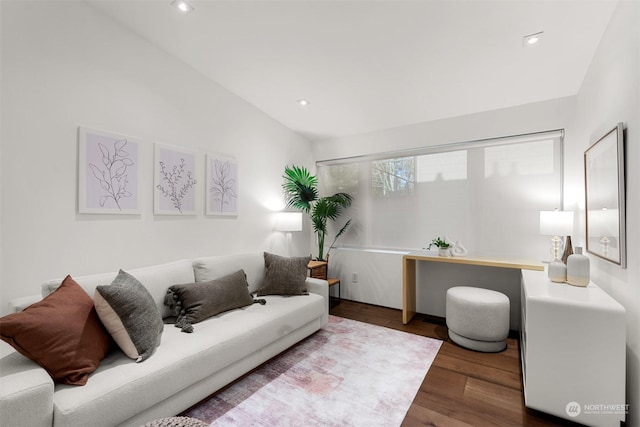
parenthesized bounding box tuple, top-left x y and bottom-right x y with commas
(182, 315, 442, 426)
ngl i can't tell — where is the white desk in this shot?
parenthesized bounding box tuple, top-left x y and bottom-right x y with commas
(402, 252, 543, 324)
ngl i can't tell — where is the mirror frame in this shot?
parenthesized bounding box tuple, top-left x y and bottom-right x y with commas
(584, 123, 626, 268)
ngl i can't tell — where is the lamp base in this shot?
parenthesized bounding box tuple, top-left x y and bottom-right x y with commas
(549, 235, 563, 262)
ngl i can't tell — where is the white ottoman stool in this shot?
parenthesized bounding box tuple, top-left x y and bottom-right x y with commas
(446, 286, 510, 352)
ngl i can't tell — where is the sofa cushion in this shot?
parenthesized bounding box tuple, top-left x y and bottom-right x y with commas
(192, 253, 265, 293)
(257, 252, 311, 296)
(0, 275, 112, 386)
(94, 270, 164, 362)
(165, 270, 255, 329)
(41, 260, 195, 318)
(51, 293, 325, 427)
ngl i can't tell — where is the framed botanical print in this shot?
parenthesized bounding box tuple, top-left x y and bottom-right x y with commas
(206, 153, 238, 216)
(78, 127, 140, 214)
(154, 144, 197, 215)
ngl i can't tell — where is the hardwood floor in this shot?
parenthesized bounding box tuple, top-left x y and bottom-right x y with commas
(330, 299, 582, 427)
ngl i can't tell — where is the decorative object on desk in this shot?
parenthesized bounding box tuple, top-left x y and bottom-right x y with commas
(275, 211, 303, 257)
(427, 237, 451, 256)
(282, 165, 352, 261)
(548, 259, 567, 283)
(561, 236, 574, 264)
(584, 123, 626, 268)
(566, 247, 590, 287)
(451, 240, 468, 257)
(539, 209, 574, 261)
(438, 248, 450, 257)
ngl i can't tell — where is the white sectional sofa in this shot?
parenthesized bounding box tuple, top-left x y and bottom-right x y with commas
(0, 253, 329, 427)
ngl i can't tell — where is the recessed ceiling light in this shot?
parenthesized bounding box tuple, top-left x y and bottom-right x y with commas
(297, 99, 310, 107)
(172, 0, 194, 14)
(523, 32, 543, 47)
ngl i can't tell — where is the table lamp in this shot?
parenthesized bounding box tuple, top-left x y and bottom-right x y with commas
(275, 212, 303, 256)
(540, 209, 574, 282)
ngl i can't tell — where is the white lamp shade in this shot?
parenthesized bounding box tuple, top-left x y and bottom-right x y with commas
(539, 210, 574, 236)
(275, 212, 303, 232)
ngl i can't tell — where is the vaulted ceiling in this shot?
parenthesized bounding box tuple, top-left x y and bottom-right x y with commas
(89, 0, 618, 141)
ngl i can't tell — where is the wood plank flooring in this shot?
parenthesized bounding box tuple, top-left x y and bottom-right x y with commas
(330, 299, 582, 427)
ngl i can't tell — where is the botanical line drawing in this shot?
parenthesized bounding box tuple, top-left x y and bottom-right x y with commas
(88, 139, 134, 210)
(156, 158, 197, 213)
(210, 159, 237, 212)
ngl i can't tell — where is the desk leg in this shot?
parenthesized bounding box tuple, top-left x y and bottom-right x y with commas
(403, 258, 416, 324)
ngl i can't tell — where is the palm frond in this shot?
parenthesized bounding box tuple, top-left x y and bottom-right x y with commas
(311, 198, 335, 223)
(312, 193, 352, 222)
(283, 165, 317, 187)
(326, 193, 353, 207)
(335, 219, 351, 239)
(311, 214, 326, 234)
(282, 165, 318, 213)
(326, 219, 352, 257)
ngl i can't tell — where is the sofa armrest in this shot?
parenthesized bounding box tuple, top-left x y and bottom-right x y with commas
(306, 277, 329, 325)
(0, 353, 54, 427)
(8, 295, 41, 313)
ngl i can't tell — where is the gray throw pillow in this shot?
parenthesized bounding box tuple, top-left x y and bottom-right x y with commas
(257, 252, 311, 296)
(165, 269, 255, 330)
(94, 270, 163, 363)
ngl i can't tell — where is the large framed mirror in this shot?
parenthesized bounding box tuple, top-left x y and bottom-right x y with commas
(584, 123, 626, 267)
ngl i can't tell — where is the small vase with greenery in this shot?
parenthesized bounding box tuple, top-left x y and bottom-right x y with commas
(282, 165, 353, 261)
(428, 237, 451, 257)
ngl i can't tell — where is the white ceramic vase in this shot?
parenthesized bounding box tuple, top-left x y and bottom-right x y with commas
(548, 259, 567, 283)
(451, 241, 468, 257)
(567, 247, 590, 287)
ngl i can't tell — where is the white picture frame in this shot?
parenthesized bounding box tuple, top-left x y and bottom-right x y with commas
(154, 143, 198, 215)
(78, 127, 140, 214)
(206, 153, 238, 217)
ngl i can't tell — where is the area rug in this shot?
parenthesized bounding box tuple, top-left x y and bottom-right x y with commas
(182, 315, 442, 426)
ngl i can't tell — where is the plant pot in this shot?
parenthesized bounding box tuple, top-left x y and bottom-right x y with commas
(438, 247, 451, 257)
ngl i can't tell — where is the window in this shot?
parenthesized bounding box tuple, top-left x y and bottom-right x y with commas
(372, 157, 414, 197)
(417, 151, 467, 182)
(317, 130, 563, 259)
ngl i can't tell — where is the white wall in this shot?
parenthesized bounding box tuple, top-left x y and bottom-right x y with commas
(0, 1, 313, 313)
(575, 1, 639, 424)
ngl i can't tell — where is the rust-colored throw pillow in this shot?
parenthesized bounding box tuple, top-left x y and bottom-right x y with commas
(0, 275, 112, 386)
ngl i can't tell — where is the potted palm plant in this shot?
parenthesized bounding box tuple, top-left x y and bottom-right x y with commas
(282, 165, 353, 261)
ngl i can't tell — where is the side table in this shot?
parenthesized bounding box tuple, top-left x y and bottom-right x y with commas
(308, 260, 341, 307)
